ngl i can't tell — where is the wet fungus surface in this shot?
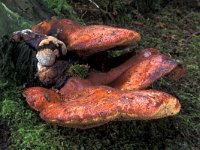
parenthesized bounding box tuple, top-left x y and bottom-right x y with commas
(11, 18, 185, 129)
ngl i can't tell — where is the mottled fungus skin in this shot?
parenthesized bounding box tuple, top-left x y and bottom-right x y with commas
(11, 29, 47, 49)
(109, 49, 184, 91)
(23, 48, 184, 129)
(37, 60, 72, 86)
(23, 80, 180, 129)
(23, 87, 61, 112)
(32, 19, 141, 56)
(32, 19, 81, 37)
(11, 18, 141, 85)
(14, 17, 141, 57)
(14, 19, 185, 129)
(86, 48, 160, 86)
(85, 48, 184, 88)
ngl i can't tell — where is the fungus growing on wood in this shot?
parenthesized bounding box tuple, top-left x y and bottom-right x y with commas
(32, 19, 141, 56)
(11, 19, 184, 129)
(23, 84, 180, 129)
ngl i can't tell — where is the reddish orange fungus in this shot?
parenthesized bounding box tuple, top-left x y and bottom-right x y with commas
(32, 19, 141, 56)
(20, 19, 185, 129)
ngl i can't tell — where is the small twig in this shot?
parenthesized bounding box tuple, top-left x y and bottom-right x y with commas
(81, 10, 88, 19)
(88, 0, 99, 8)
(185, 31, 200, 43)
(192, 31, 200, 36)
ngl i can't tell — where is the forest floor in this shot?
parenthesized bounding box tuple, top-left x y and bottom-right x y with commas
(0, 2, 200, 150)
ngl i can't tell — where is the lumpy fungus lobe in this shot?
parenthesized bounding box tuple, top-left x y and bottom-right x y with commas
(11, 18, 185, 129)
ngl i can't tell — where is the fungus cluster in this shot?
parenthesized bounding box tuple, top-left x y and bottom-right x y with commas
(11, 19, 185, 129)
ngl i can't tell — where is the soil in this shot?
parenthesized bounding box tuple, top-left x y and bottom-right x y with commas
(0, 122, 11, 149)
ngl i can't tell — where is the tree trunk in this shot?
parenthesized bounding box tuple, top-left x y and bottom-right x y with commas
(0, 0, 54, 35)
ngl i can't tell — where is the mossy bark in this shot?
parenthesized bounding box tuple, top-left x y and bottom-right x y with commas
(0, 0, 82, 35)
(0, 0, 53, 21)
(0, 0, 54, 35)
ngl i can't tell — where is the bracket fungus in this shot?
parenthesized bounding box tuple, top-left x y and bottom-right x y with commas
(31, 19, 141, 56)
(11, 19, 185, 129)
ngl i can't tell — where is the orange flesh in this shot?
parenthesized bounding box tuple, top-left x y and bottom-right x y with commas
(23, 47, 184, 129)
(22, 19, 185, 129)
(23, 83, 180, 129)
(32, 19, 141, 56)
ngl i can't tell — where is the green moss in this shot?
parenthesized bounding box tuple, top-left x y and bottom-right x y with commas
(0, 0, 54, 21)
(68, 64, 90, 79)
(42, 0, 83, 24)
(0, 0, 82, 35)
(0, 2, 34, 35)
(107, 50, 124, 58)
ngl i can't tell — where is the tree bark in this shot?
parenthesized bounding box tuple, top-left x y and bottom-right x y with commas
(0, 0, 54, 35)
